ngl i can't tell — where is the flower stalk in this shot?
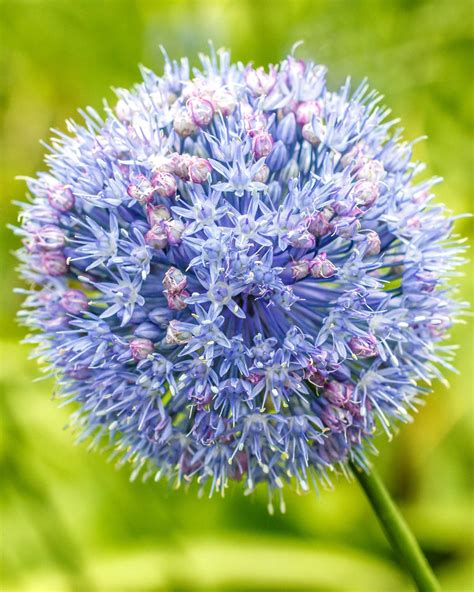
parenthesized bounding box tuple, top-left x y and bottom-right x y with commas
(351, 461, 440, 592)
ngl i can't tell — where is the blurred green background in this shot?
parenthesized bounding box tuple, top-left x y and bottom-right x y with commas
(0, 1, 473, 590)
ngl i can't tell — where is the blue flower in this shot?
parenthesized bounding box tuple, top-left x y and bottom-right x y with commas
(13, 46, 467, 511)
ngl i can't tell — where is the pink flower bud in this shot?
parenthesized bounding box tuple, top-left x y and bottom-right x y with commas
(295, 100, 322, 125)
(356, 159, 386, 182)
(172, 153, 193, 180)
(187, 96, 214, 127)
(151, 172, 177, 198)
(288, 228, 315, 249)
(164, 219, 185, 246)
(173, 107, 198, 137)
(163, 267, 187, 293)
(309, 253, 337, 279)
(324, 380, 354, 406)
(349, 334, 378, 358)
(247, 372, 263, 385)
(306, 210, 333, 237)
(336, 218, 361, 239)
(130, 337, 154, 361)
(364, 231, 381, 256)
(40, 251, 68, 276)
(127, 175, 154, 204)
(290, 259, 310, 280)
(340, 143, 366, 169)
(321, 408, 345, 432)
(182, 78, 216, 101)
(165, 320, 192, 344)
(145, 225, 168, 249)
(212, 88, 236, 115)
(60, 289, 88, 314)
(188, 158, 212, 184)
(251, 132, 274, 159)
(146, 204, 171, 226)
(253, 164, 270, 183)
(47, 185, 75, 212)
(165, 290, 189, 311)
(36, 225, 66, 250)
(351, 180, 379, 207)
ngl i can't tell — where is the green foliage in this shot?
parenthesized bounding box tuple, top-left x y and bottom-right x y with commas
(1, 1, 472, 590)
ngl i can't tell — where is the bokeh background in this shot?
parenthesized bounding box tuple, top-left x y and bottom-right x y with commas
(1, 1, 473, 590)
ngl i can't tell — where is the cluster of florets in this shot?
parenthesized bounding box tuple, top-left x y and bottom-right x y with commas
(14, 47, 466, 511)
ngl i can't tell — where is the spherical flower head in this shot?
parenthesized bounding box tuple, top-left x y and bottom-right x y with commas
(13, 45, 467, 511)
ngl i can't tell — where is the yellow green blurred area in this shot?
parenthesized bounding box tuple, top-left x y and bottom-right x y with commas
(0, 1, 473, 590)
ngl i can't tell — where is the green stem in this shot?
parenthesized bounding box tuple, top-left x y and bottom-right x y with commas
(350, 461, 440, 592)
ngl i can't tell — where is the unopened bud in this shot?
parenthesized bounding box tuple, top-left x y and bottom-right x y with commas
(336, 218, 361, 239)
(349, 334, 378, 358)
(146, 204, 171, 226)
(295, 100, 322, 126)
(288, 228, 315, 249)
(60, 289, 88, 314)
(266, 141, 288, 171)
(188, 158, 212, 184)
(291, 259, 310, 280)
(165, 219, 185, 245)
(309, 253, 337, 279)
(187, 96, 214, 127)
(47, 185, 75, 212)
(40, 251, 68, 276)
(253, 164, 270, 183)
(364, 231, 381, 256)
(163, 267, 187, 293)
(36, 225, 66, 250)
(357, 159, 386, 182)
(324, 380, 354, 406)
(165, 320, 192, 344)
(173, 107, 198, 137)
(307, 209, 333, 237)
(212, 87, 236, 115)
(165, 290, 188, 311)
(351, 180, 379, 207)
(302, 122, 320, 145)
(251, 131, 274, 159)
(130, 337, 154, 361)
(145, 224, 168, 249)
(151, 172, 177, 198)
(276, 112, 297, 144)
(127, 176, 154, 204)
(172, 153, 192, 180)
(340, 143, 366, 169)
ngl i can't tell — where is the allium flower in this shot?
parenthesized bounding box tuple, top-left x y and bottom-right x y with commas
(13, 46, 467, 512)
